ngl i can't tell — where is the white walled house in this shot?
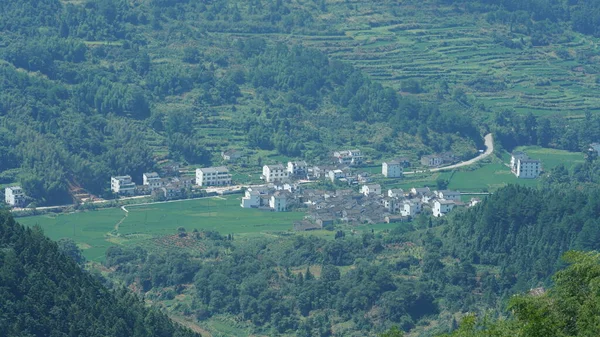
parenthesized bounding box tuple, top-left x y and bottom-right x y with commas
(435, 190, 461, 201)
(269, 192, 288, 212)
(263, 164, 289, 183)
(5, 186, 26, 207)
(421, 155, 443, 167)
(361, 184, 382, 196)
(510, 151, 541, 178)
(401, 201, 421, 217)
(328, 169, 345, 182)
(382, 160, 403, 178)
(241, 188, 264, 208)
(388, 189, 405, 198)
(111, 176, 136, 195)
(143, 172, 161, 190)
(196, 167, 232, 186)
(287, 161, 308, 176)
(433, 199, 455, 217)
(333, 149, 363, 165)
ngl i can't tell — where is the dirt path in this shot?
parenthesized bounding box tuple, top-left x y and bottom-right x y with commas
(404, 133, 494, 175)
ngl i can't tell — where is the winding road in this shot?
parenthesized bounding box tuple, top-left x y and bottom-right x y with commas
(404, 133, 494, 175)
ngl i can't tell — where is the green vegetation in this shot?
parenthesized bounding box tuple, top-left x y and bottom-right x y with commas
(18, 195, 304, 261)
(0, 210, 199, 337)
(440, 251, 600, 337)
(98, 183, 600, 336)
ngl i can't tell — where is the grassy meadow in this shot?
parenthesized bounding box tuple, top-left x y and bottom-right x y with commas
(18, 195, 304, 261)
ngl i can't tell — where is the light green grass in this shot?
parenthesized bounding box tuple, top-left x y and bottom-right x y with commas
(447, 162, 539, 192)
(17, 208, 124, 262)
(514, 146, 585, 170)
(17, 196, 304, 262)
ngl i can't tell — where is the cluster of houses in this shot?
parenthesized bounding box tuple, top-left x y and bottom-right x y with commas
(111, 173, 195, 200)
(292, 185, 481, 231)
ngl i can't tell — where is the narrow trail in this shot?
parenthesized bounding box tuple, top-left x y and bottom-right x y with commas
(114, 205, 129, 231)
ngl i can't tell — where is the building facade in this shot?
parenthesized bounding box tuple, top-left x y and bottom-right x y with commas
(433, 199, 455, 217)
(510, 151, 541, 178)
(287, 161, 308, 176)
(263, 164, 289, 183)
(143, 172, 161, 190)
(196, 167, 232, 186)
(382, 161, 403, 178)
(421, 155, 443, 167)
(333, 149, 363, 165)
(111, 176, 136, 195)
(5, 186, 26, 207)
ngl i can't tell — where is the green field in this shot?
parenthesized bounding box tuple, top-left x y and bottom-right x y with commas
(17, 195, 304, 261)
(514, 146, 585, 170)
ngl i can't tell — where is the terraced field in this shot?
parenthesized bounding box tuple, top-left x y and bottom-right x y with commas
(214, 1, 600, 117)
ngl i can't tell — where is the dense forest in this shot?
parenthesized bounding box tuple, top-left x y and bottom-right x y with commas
(0, 210, 199, 337)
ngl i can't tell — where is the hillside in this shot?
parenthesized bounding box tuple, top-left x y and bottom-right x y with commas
(93, 183, 600, 336)
(0, 210, 199, 337)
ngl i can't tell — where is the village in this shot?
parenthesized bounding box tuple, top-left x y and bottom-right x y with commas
(5, 145, 548, 231)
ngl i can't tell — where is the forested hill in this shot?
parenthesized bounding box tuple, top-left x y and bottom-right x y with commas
(439, 184, 600, 295)
(0, 0, 483, 205)
(0, 210, 199, 337)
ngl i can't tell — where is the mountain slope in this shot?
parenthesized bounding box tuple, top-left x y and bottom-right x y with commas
(0, 210, 199, 337)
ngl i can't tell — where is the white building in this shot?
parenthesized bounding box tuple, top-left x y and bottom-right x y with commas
(328, 169, 345, 182)
(433, 199, 455, 217)
(361, 184, 382, 196)
(143, 172, 161, 190)
(388, 189, 405, 198)
(401, 200, 421, 217)
(5, 186, 26, 207)
(269, 192, 287, 212)
(111, 176, 136, 195)
(333, 149, 363, 165)
(382, 160, 403, 178)
(196, 167, 232, 186)
(241, 187, 268, 208)
(510, 151, 541, 179)
(263, 164, 289, 183)
(435, 190, 461, 201)
(287, 161, 308, 176)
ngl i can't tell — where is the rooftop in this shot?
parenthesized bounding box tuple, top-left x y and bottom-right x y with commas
(144, 172, 160, 178)
(198, 166, 229, 173)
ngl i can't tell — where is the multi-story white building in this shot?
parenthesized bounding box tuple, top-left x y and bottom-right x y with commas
(5, 186, 26, 207)
(333, 149, 363, 165)
(143, 172, 162, 190)
(111, 176, 136, 195)
(382, 160, 403, 178)
(269, 193, 288, 212)
(196, 167, 232, 186)
(433, 199, 455, 217)
(401, 200, 421, 217)
(287, 161, 308, 176)
(263, 164, 289, 183)
(510, 151, 542, 179)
